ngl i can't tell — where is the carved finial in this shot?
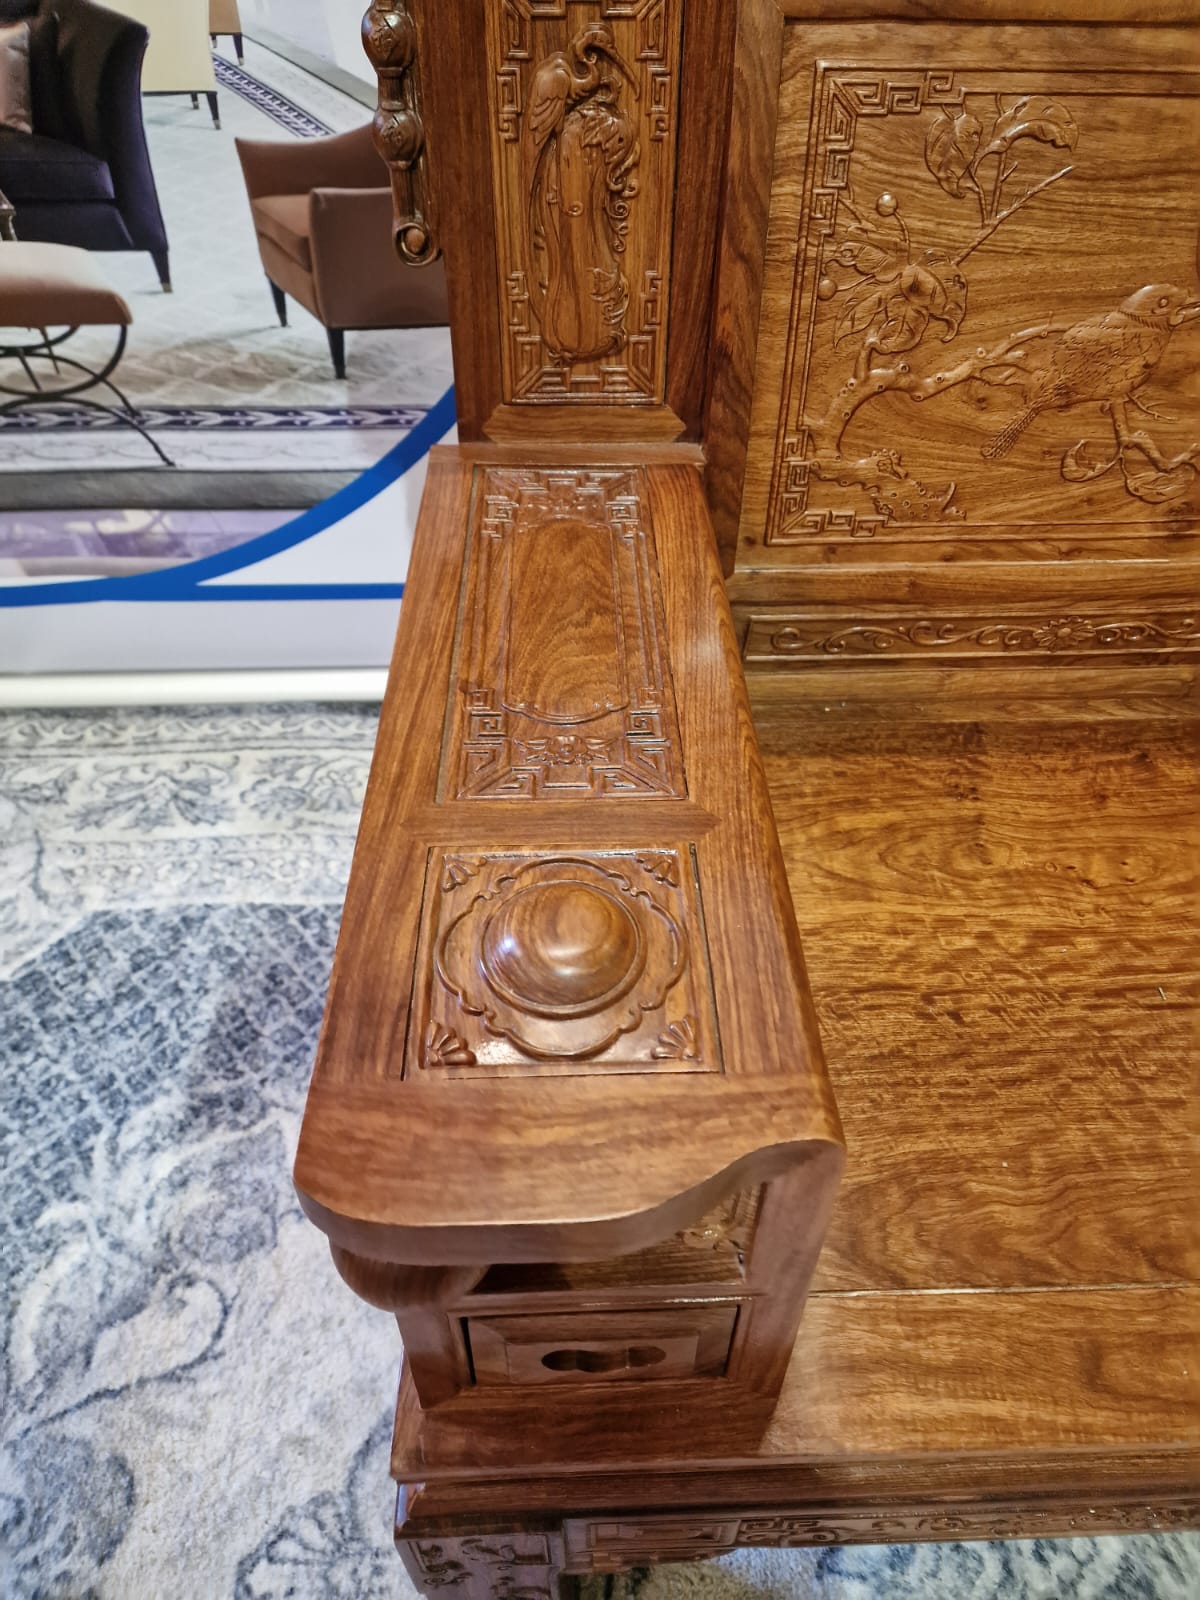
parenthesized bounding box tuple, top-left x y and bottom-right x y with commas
(362, 3, 438, 265)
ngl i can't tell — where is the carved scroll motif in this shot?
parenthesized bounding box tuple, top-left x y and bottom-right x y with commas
(766, 66, 1200, 541)
(743, 611, 1200, 664)
(362, 3, 437, 265)
(405, 847, 722, 1079)
(488, 2, 682, 405)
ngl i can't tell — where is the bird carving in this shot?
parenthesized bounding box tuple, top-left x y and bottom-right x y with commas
(982, 284, 1200, 461)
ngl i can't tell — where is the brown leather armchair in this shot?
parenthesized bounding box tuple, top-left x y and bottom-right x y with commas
(234, 124, 449, 378)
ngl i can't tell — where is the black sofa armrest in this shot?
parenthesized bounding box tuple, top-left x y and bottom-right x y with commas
(53, 0, 167, 255)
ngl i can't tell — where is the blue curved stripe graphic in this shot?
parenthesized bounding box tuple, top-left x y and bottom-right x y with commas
(0, 385, 456, 609)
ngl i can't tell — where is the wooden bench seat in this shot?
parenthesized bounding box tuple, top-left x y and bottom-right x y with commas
(385, 676, 1199, 1593)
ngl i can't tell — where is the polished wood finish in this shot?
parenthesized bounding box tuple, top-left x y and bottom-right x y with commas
(709, 0, 1200, 637)
(294, 443, 843, 1410)
(389, 675, 1200, 1567)
(294, 3, 1200, 1584)
(363, 2, 438, 265)
(408, 0, 734, 443)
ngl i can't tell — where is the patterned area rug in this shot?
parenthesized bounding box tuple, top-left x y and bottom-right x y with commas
(1, 705, 1197, 1598)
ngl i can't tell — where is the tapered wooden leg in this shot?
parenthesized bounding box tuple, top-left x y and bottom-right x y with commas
(206, 91, 220, 129)
(234, 32, 244, 63)
(327, 327, 347, 379)
(267, 280, 288, 327)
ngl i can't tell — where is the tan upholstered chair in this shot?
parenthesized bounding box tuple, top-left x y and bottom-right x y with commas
(235, 124, 449, 378)
(108, 0, 220, 127)
(209, 0, 243, 65)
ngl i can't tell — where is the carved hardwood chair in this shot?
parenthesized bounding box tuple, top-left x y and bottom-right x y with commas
(293, 4, 1200, 1594)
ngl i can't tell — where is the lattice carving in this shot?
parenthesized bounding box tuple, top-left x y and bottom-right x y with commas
(444, 467, 685, 801)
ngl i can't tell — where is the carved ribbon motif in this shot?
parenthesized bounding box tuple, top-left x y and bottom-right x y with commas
(362, 2, 437, 265)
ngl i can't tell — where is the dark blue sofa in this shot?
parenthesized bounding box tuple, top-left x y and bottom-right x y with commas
(0, 0, 170, 287)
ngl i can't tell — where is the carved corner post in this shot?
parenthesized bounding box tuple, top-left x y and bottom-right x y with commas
(397, 1499, 573, 1600)
(362, 3, 438, 266)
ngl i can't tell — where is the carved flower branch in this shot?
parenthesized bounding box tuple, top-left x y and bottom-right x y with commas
(804, 91, 1085, 512)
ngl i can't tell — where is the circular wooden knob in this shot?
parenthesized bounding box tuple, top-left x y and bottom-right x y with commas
(481, 880, 644, 1018)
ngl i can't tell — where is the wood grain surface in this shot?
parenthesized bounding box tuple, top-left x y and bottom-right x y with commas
(391, 674, 1199, 1530)
(706, 0, 1200, 668)
(293, 449, 843, 1267)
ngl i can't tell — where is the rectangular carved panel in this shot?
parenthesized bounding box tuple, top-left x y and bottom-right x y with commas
(737, 23, 1200, 560)
(405, 846, 721, 1079)
(443, 466, 685, 799)
(563, 1500, 1200, 1572)
(485, 0, 682, 408)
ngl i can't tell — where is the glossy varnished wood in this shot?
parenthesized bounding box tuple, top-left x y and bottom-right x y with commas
(710, 0, 1200, 654)
(295, 448, 842, 1273)
(760, 697, 1199, 1296)
(390, 673, 1199, 1555)
(407, 1, 735, 443)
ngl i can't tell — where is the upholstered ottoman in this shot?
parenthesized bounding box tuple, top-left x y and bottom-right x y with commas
(0, 239, 170, 462)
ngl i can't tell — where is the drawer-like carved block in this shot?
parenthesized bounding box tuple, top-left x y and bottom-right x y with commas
(468, 1305, 740, 1386)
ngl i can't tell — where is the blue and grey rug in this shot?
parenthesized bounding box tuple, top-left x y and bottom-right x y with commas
(0, 704, 1197, 1598)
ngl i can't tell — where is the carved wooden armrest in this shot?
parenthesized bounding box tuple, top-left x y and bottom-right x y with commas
(294, 445, 844, 1423)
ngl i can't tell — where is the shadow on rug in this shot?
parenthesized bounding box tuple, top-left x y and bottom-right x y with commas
(0, 706, 1196, 1598)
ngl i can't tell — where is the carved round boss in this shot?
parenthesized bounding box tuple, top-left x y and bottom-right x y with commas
(436, 856, 687, 1061)
(480, 879, 645, 1019)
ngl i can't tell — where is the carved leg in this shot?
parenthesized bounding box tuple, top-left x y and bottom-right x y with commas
(398, 1527, 575, 1600)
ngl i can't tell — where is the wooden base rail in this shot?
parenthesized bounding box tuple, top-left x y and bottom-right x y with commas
(294, 444, 844, 1425)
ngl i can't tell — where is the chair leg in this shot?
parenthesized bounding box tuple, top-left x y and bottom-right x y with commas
(327, 328, 347, 380)
(152, 249, 172, 293)
(190, 93, 199, 110)
(268, 280, 288, 327)
(234, 33, 244, 64)
(210, 34, 217, 46)
(206, 91, 220, 130)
